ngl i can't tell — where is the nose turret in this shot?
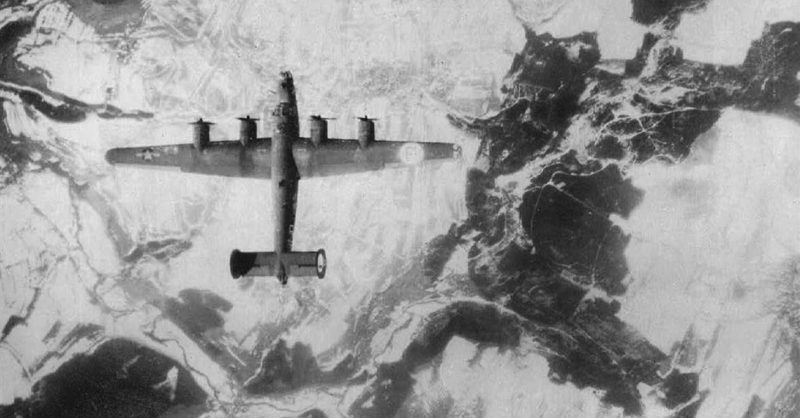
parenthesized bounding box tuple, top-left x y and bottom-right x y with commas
(278, 71, 295, 104)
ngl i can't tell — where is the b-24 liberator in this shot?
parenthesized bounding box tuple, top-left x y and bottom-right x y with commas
(106, 72, 462, 285)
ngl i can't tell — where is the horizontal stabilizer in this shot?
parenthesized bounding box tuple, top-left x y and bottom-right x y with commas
(230, 249, 326, 279)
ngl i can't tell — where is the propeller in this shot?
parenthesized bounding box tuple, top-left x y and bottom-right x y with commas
(356, 115, 378, 121)
(190, 117, 215, 125)
(310, 114, 336, 120)
(237, 115, 259, 121)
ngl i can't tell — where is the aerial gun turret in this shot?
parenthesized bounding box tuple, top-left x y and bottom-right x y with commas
(190, 118, 214, 151)
(357, 115, 377, 148)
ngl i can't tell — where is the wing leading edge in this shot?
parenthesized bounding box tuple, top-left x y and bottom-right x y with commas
(106, 137, 460, 179)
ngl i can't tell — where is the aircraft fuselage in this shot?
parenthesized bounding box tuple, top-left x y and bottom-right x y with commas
(271, 72, 301, 282)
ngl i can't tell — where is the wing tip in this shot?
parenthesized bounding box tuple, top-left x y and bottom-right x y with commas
(105, 148, 119, 165)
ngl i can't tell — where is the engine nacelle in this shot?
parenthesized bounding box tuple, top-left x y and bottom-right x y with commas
(309, 115, 328, 147)
(191, 118, 213, 151)
(357, 116, 375, 148)
(237, 115, 258, 146)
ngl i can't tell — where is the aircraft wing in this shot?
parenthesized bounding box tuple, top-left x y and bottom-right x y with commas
(105, 139, 273, 178)
(105, 138, 460, 179)
(292, 138, 461, 178)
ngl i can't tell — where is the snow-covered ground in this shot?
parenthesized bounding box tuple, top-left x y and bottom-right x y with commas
(3, 0, 800, 416)
(0, 0, 513, 409)
(620, 110, 800, 417)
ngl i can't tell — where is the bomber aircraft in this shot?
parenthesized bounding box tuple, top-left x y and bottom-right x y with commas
(106, 71, 462, 285)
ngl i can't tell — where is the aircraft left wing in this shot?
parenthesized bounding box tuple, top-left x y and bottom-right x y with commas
(105, 139, 273, 178)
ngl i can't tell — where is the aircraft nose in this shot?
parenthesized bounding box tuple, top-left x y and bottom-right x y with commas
(278, 71, 294, 103)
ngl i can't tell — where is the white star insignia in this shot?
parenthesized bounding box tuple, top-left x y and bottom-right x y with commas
(136, 148, 160, 161)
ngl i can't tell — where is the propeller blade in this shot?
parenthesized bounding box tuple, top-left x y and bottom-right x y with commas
(355, 115, 379, 121)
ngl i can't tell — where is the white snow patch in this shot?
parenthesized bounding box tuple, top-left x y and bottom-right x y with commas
(620, 109, 800, 352)
(438, 244, 470, 282)
(75, 198, 121, 275)
(676, 0, 800, 65)
(694, 316, 793, 417)
(17, 3, 113, 103)
(509, 0, 646, 60)
(152, 366, 179, 401)
(434, 336, 611, 417)
(372, 300, 445, 364)
(0, 349, 30, 404)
